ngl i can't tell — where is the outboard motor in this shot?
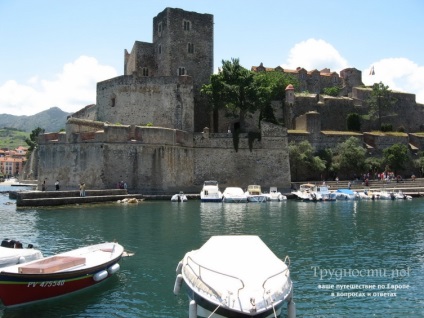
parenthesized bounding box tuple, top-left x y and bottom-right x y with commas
(1, 239, 23, 248)
(1, 239, 14, 248)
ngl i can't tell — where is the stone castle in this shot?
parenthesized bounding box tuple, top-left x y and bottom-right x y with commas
(35, 7, 424, 192)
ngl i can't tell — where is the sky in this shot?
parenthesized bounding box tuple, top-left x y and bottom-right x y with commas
(1, 0, 423, 116)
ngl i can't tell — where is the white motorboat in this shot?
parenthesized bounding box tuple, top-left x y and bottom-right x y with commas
(317, 185, 336, 201)
(222, 187, 248, 203)
(200, 181, 223, 202)
(174, 235, 296, 318)
(0, 239, 43, 268)
(392, 190, 412, 200)
(265, 187, 287, 201)
(171, 191, 188, 202)
(291, 183, 321, 201)
(245, 185, 268, 202)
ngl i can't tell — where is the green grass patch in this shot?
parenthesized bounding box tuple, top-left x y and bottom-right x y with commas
(0, 128, 29, 149)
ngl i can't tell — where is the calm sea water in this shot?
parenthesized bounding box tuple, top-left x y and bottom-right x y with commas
(0, 187, 423, 318)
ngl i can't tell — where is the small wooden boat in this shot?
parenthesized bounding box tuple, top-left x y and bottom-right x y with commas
(0, 242, 124, 307)
(174, 235, 296, 318)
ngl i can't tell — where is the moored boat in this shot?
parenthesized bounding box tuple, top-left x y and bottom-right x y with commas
(245, 185, 268, 202)
(0, 239, 43, 268)
(200, 181, 223, 202)
(171, 191, 188, 202)
(174, 235, 295, 318)
(291, 183, 321, 201)
(0, 242, 124, 307)
(222, 187, 248, 203)
(335, 189, 358, 200)
(265, 187, 287, 201)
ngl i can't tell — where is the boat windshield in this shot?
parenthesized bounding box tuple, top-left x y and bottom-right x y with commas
(204, 181, 218, 186)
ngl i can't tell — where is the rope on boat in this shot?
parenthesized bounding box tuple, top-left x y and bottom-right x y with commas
(267, 291, 278, 318)
(207, 303, 221, 318)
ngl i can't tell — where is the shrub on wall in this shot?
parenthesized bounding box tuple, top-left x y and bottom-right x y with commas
(346, 113, 361, 131)
(381, 123, 393, 132)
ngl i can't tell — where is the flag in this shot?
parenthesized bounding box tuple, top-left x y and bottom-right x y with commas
(369, 66, 375, 75)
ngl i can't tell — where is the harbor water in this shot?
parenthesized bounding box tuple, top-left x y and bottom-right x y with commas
(0, 188, 423, 317)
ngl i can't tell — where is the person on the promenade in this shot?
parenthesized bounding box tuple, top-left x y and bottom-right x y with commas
(55, 180, 60, 190)
(79, 183, 86, 197)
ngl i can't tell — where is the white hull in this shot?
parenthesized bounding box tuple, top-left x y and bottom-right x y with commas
(222, 187, 248, 203)
(200, 181, 223, 202)
(247, 195, 268, 202)
(171, 194, 188, 202)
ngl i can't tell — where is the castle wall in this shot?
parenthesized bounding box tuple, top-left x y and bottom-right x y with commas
(317, 96, 355, 131)
(37, 120, 291, 193)
(193, 122, 291, 191)
(96, 75, 194, 131)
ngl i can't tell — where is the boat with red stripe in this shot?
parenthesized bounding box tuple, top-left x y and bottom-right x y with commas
(0, 242, 124, 307)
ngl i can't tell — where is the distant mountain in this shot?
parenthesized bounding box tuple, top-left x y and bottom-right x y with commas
(0, 107, 72, 133)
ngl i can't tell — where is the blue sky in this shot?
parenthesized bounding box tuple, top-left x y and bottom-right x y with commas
(1, 0, 423, 116)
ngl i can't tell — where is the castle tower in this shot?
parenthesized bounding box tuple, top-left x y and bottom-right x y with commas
(153, 8, 214, 131)
(340, 68, 363, 97)
(284, 84, 295, 129)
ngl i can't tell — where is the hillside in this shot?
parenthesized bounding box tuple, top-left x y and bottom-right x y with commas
(0, 107, 71, 133)
(0, 128, 29, 149)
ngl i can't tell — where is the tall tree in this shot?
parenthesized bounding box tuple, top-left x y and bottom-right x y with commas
(25, 127, 45, 153)
(366, 81, 397, 129)
(201, 58, 257, 132)
(383, 143, 409, 174)
(289, 140, 325, 181)
(253, 71, 299, 125)
(333, 137, 366, 179)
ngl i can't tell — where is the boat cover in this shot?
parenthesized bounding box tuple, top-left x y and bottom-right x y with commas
(336, 189, 355, 195)
(184, 236, 289, 299)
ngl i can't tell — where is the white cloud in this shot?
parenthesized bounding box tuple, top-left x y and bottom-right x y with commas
(362, 58, 424, 104)
(0, 56, 117, 116)
(281, 38, 349, 72)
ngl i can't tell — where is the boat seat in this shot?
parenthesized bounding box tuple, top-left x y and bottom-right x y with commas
(18, 256, 86, 274)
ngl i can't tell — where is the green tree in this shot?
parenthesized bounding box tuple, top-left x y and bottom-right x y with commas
(201, 58, 257, 131)
(323, 85, 340, 97)
(25, 127, 45, 153)
(253, 71, 299, 125)
(289, 140, 325, 181)
(383, 143, 409, 174)
(366, 81, 397, 129)
(346, 113, 361, 131)
(333, 137, 366, 179)
(413, 152, 424, 177)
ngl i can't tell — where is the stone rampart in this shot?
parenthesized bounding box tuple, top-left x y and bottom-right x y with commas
(38, 120, 291, 194)
(363, 133, 409, 153)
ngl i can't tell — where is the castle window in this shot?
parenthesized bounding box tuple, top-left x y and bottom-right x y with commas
(142, 67, 149, 76)
(187, 43, 194, 54)
(111, 96, 116, 107)
(158, 22, 163, 36)
(178, 67, 186, 76)
(158, 45, 162, 54)
(183, 20, 191, 31)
